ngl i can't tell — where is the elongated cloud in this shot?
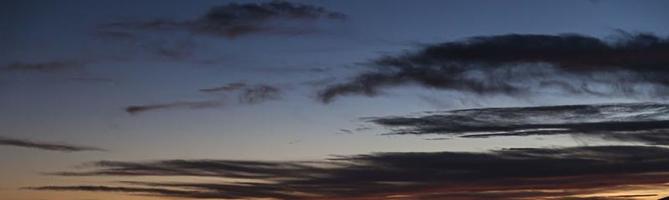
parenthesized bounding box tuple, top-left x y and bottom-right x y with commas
(319, 33, 669, 103)
(98, 1, 346, 38)
(126, 84, 282, 114)
(199, 82, 247, 92)
(30, 145, 669, 199)
(125, 100, 224, 114)
(0, 136, 104, 152)
(366, 102, 669, 145)
(3, 60, 85, 73)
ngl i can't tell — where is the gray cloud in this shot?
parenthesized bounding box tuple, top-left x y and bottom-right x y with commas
(125, 100, 224, 114)
(199, 82, 247, 93)
(319, 33, 669, 103)
(97, 1, 346, 39)
(365, 102, 669, 145)
(200, 83, 282, 104)
(126, 83, 282, 114)
(3, 60, 85, 73)
(30, 145, 669, 199)
(238, 85, 281, 104)
(0, 136, 105, 152)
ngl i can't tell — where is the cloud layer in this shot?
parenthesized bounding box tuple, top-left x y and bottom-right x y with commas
(0, 136, 104, 152)
(97, 1, 346, 38)
(30, 145, 669, 199)
(365, 102, 669, 145)
(319, 33, 669, 103)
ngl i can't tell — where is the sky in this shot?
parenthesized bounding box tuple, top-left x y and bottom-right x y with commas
(1, 0, 669, 199)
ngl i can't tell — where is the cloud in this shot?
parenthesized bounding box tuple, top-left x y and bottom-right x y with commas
(238, 85, 281, 104)
(97, 1, 346, 39)
(200, 83, 282, 104)
(318, 32, 669, 103)
(3, 60, 86, 73)
(199, 82, 247, 92)
(126, 83, 282, 114)
(125, 100, 224, 114)
(24, 186, 200, 198)
(30, 145, 669, 199)
(0, 136, 105, 152)
(365, 102, 669, 145)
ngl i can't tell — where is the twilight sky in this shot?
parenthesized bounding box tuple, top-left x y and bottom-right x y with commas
(2, 0, 669, 199)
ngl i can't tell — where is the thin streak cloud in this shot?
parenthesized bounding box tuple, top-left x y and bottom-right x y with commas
(0, 136, 105, 152)
(365, 103, 669, 145)
(126, 83, 282, 114)
(125, 100, 224, 114)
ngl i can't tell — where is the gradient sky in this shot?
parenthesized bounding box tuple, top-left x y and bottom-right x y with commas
(2, 0, 669, 200)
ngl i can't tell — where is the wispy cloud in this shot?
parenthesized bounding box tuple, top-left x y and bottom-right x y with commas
(0, 136, 105, 152)
(30, 145, 669, 199)
(365, 102, 669, 145)
(3, 60, 86, 73)
(319, 32, 669, 103)
(125, 100, 224, 114)
(126, 83, 282, 114)
(97, 1, 346, 39)
(238, 85, 281, 104)
(199, 82, 247, 92)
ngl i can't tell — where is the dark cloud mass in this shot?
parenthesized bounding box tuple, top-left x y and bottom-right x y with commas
(98, 1, 346, 38)
(365, 102, 669, 145)
(31, 145, 669, 199)
(0, 136, 104, 152)
(319, 33, 669, 103)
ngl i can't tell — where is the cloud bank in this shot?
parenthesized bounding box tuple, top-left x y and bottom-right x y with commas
(30, 145, 669, 199)
(0, 136, 104, 152)
(319, 33, 669, 103)
(365, 102, 669, 145)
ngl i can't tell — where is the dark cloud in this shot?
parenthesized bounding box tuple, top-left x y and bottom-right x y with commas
(201, 83, 282, 104)
(125, 100, 224, 114)
(127, 84, 281, 114)
(97, 1, 346, 38)
(199, 82, 247, 92)
(365, 103, 669, 145)
(31, 145, 669, 199)
(3, 60, 85, 73)
(238, 85, 281, 104)
(319, 33, 669, 103)
(0, 136, 105, 152)
(24, 186, 199, 198)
